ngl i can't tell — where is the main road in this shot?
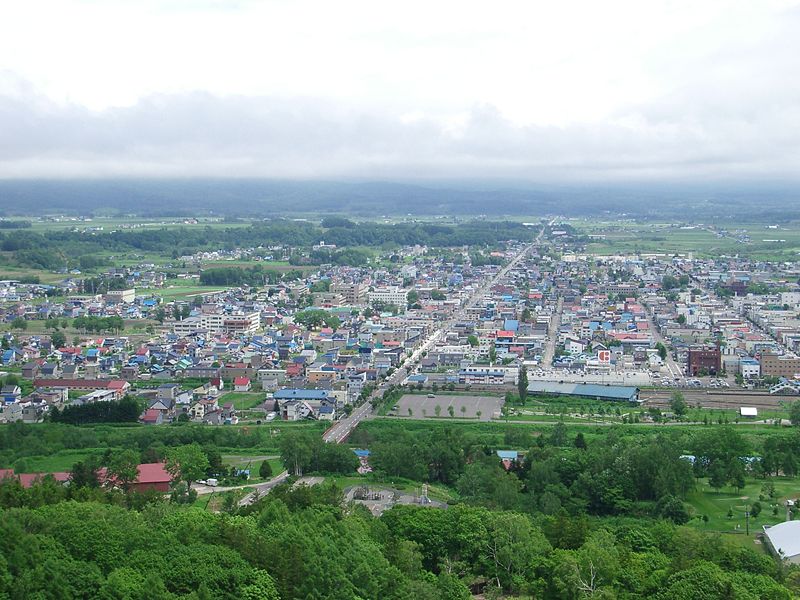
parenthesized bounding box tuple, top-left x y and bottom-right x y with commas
(322, 228, 544, 444)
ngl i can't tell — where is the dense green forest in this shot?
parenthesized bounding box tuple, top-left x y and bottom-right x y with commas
(1, 421, 799, 598)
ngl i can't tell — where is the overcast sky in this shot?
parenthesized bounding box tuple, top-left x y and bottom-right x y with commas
(1, 0, 799, 180)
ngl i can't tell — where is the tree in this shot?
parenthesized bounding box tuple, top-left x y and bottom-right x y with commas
(574, 432, 587, 449)
(448, 406, 455, 418)
(259, 460, 273, 479)
(165, 444, 210, 489)
(10, 317, 26, 330)
(670, 391, 687, 419)
(676, 314, 686, 325)
(107, 449, 141, 492)
(550, 421, 568, 446)
(708, 462, 727, 493)
(467, 335, 479, 348)
(517, 365, 528, 405)
(789, 401, 800, 426)
(655, 342, 667, 361)
(293, 309, 340, 330)
(50, 330, 66, 349)
(460, 405, 466, 418)
(488, 344, 497, 364)
(434, 404, 442, 417)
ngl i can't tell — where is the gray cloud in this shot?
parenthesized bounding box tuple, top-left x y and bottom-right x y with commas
(0, 65, 799, 181)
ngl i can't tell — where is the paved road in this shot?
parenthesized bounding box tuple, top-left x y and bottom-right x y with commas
(642, 301, 685, 382)
(238, 470, 290, 506)
(542, 296, 563, 368)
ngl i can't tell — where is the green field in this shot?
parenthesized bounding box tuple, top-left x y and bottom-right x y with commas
(686, 476, 800, 550)
(571, 219, 800, 260)
(218, 392, 267, 411)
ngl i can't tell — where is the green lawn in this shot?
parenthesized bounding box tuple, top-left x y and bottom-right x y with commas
(10, 448, 112, 473)
(218, 392, 266, 411)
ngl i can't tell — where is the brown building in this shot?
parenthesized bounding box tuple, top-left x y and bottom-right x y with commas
(759, 353, 800, 378)
(687, 347, 721, 376)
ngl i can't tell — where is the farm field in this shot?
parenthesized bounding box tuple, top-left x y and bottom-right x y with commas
(571, 219, 800, 260)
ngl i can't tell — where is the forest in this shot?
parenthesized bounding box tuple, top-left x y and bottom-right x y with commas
(0, 220, 534, 270)
(1, 421, 799, 598)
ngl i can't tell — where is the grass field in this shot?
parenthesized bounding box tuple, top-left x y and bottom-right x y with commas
(218, 392, 267, 411)
(11, 448, 110, 473)
(686, 476, 800, 548)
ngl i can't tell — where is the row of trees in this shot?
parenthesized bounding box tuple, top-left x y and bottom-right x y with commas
(49, 396, 141, 426)
(72, 315, 125, 334)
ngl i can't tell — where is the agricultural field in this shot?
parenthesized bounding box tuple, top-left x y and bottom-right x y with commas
(571, 219, 800, 260)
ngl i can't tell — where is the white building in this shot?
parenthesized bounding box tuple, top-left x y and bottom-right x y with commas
(368, 287, 408, 308)
(740, 358, 761, 379)
(763, 521, 800, 564)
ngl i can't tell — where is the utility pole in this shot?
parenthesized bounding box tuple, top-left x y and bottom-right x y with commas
(745, 503, 750, 536)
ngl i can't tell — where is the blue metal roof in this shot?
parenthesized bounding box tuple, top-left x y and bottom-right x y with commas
(273, 388, 330, 400)
(527, 381, 639, 402)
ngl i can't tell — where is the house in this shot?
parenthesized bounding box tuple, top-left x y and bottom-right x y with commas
(1, 385, 21, 404)
(140, 408, 163, 425)
(234, 377, 251, 392)
(21, 361, 40, 379)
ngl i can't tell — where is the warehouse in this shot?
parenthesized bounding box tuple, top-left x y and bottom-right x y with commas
(762, 521, 800, 564)
(526, 381, 640, 403)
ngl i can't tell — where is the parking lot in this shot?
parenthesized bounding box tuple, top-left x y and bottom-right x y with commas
(392, 394, 504, 421)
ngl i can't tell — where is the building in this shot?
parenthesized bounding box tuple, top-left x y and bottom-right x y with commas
(687, 346, 721, 376)
(105, 288, 136, 304)
(234, 377, 252, 392)
(762, 521, 800, 564)
(740, 358, 761, 379)
(368, 287, 408, 308)
(32, 379, 130, 400)
(526, 381, 641, 403)
(331, 282, 368, 305)
(173, 310, 260, 336)
(760, 353, 800, 378)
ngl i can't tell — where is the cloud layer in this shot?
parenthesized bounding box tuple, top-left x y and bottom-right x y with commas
(0, 0, 798, 180)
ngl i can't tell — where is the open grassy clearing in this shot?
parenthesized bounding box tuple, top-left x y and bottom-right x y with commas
(218, 392, 267, 411)
(685, 476, 800, 553)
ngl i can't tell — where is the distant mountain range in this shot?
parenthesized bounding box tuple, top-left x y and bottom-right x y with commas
(0, 178, 798, 220)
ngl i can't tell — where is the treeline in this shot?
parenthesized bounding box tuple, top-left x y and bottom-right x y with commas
(49, 396, 141, 426)
(199, 266, 302, 286)
(0, 477, 794, 599)
(0, 219, 536, 270)
(0, 220, 31, 229)
(0, 421, 326, 468)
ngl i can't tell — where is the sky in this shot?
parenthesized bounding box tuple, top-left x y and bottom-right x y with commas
(1, 0, 799, 180)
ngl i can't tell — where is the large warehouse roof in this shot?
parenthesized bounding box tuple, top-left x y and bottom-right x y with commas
(527, 381, 640, 403)
(763, 521, 800, 561)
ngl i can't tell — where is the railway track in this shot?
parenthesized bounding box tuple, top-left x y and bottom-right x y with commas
(641, 389, 794, 410)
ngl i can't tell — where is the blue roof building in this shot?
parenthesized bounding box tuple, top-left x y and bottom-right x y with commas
(527, 381, 640, 403)
(273, 389, 332, 401)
